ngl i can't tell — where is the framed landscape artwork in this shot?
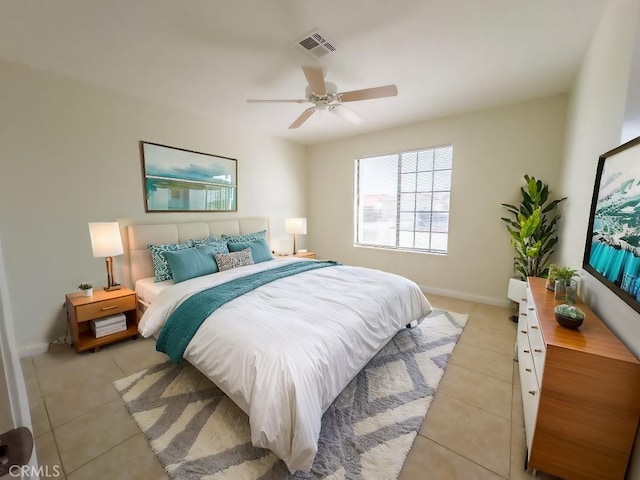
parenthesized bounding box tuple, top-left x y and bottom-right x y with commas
(140, 141, 237, 212)
(583, 135, 640, 314)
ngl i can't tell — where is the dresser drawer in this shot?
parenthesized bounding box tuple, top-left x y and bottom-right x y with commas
(75, 295, 136, 322)
(518, 341, 540, 453)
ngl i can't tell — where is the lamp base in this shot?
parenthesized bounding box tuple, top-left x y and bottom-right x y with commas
(104, 256, 121, 292)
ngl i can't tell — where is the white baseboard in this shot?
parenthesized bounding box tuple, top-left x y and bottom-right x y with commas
(419, 284, 511, 308)
(18, 343, 49, 358)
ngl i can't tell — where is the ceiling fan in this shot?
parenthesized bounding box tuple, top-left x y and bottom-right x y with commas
(246, 66, 398, 129)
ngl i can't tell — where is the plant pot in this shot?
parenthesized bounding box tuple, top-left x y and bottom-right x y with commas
(555, 312, 583, 329)
(545, 279, 555, 291)
(82, 288, 93, 297)
(554, 279, 578, 305)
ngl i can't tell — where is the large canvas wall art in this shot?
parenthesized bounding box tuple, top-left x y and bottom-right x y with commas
(583, 135, 640, 314)
(140, 141, 237, 212)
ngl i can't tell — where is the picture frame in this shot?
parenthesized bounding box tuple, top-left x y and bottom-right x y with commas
(583, 135, 640, 314)
(140, 141, 237, 212)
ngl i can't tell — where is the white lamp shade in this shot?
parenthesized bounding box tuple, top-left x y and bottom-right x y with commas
(88, 222, 124, 257)
(507, 278, 527, 303)
(285, 218, 307, 235)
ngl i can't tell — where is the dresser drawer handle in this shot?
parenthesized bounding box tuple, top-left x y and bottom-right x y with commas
(521, 313, 527, 316)
(531, 325, 538, 329)
(520, 330, 527, 334)
(534, 348, 542, 353)
(525, 368, 532, 372)
(528, 390, 536, 396)
(101, 305, 118, 311)
(528, 307, 534, 311)
(523, 349, 530, 353)
(521, 298, 527, 302)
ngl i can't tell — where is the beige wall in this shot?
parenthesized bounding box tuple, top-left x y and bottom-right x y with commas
(558, 0, 640, 357)
(557, 1, 640, 476)
(307, 95, 567, 305)
(0, 60, 307, 354)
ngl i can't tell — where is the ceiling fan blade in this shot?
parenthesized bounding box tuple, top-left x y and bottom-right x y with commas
(247, 99, 308, 103)
(338, 85, 398, 102)
(289, 107, 316, 129)
(302, 66, 326, 95)
(329, 104, 362, 125)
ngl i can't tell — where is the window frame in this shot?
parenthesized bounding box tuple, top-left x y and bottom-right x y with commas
(354, 144, 453, 255)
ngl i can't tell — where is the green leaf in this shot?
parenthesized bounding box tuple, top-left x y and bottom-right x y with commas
(501, 175, 566, 278)
(541, 197, 567, 213)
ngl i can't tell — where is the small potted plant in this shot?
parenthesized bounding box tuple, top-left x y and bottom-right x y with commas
(547, 265, 579, 304)
(546, 264, 579, 290)
(554, 304, 585, 329)
(78, 283, 93, 297)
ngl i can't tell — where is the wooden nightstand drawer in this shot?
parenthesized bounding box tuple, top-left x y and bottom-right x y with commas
(76, 295, 136, 322)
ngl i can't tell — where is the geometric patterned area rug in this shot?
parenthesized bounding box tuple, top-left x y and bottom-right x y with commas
(114, 310, 467, 480)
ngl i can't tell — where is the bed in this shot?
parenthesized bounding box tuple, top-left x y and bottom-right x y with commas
(127, 217, 432, 473)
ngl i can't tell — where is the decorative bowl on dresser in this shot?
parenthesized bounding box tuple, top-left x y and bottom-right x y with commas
(553, 304, 585, 329)
(517, 277, 640, 479)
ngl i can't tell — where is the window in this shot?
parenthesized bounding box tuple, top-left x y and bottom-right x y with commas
(355, 145, 453, 254)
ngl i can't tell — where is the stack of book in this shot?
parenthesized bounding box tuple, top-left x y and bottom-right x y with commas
(90, 313, 127, 338)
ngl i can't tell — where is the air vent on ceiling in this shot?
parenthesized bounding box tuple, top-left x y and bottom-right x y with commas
(293, 30, 336, 59)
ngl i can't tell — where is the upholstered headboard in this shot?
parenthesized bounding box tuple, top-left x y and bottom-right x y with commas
(125, 217, 270, 285)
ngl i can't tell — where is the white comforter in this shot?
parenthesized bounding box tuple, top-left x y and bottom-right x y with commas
(139, 258, 432, 473)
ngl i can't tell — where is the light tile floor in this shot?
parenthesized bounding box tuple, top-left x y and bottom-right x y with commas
(21, 294, 560, 479)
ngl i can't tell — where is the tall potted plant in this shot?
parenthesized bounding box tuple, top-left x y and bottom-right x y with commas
(501, 175, 566, 279)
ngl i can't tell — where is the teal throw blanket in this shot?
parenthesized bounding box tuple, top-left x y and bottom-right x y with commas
(157, 260, 340, 363)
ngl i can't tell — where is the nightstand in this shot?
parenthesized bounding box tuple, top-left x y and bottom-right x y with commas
(65, 288, 138, 352)
(293, 251, 316, 259)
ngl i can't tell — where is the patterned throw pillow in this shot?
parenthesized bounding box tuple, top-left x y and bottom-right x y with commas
(222, 230, 267, 244)
(148, 241, 192, 282)
(190, 235, 219, 246)
(214, 248, 254, 272)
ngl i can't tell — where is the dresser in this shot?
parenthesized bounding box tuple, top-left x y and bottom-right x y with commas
(518, 277, 640, 479)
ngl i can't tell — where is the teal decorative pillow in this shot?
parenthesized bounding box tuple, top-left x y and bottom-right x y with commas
(190, 235, 219, 246)
(222, 230, 267, 244)
(214, 248, 254, 272)
(163, 244, 223, 283)
(147, 241, 192, 282)
(228, 239, 273, 264)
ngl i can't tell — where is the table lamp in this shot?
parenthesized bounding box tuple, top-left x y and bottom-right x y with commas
(88, 222, 124, 291)
(285, 218, 307, 254)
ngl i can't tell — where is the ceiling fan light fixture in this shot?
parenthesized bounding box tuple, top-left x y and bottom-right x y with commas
(329, 104, 362, 125)
(246, 66, 396, 129)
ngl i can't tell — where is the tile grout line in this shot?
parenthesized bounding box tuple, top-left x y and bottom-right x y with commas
(415, 432, 510, 479)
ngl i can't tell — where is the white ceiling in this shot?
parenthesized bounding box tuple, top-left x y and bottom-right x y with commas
(0, 0, 608, 145)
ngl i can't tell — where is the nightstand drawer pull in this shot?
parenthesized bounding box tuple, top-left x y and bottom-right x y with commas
(101, 305, 118, 311)
(525, 368, 532, 372)
(523, 349, 530, 353)
(534, 348, 542, 353)
(528, 390, 536, 396)
(520, 330, 527, 334)
(531, 325, 538, 329)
